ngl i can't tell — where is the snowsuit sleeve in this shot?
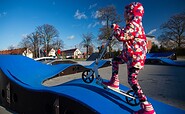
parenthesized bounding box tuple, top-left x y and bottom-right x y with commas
(113, 23, 135, 41)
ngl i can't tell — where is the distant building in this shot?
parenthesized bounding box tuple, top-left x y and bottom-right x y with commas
(22, 48, 33, 58)
(0, 48, 33, 58)
(48, 48, 56, 57)
(88, 45, 94, 55)
(61, 48, 82, 59)
(146, 35, 155, 53)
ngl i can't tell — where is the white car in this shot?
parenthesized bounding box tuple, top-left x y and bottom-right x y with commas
(34, 57, 57, 64)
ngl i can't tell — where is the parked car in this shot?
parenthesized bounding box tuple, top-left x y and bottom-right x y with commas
(34, 57, 57, 64)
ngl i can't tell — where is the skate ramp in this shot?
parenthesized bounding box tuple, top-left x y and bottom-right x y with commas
(0, 55, 109, 88)
(146, 52, 176, 59)
(146, 57, 185, 67)
(86, 52, 99, 61)
(53, 79, 185, 114)
(85, 59, 111, 69)
(0, 55, 185, 114)
(0, 55, 85, 88)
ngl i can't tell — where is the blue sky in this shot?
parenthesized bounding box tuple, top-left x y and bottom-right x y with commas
(0, 0, 185, 51)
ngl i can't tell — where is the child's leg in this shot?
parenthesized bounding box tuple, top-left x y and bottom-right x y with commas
(112, 57, 124, 78)
(128, 67, 155, 114)
(128, 67, 147, 102)
(103, 57, 124, 89)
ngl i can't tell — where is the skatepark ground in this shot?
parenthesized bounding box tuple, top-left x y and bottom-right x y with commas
(44, 64, 185, 110)
(1, 59, 185, 113)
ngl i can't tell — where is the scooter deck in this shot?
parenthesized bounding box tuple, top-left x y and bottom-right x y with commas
(96, 81, 136, 99)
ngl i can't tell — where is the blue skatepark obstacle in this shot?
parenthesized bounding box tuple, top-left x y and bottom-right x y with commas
(146, 52, 176, 59)
(146, 52, 185, 67)
(0, 55, 185, 114)
(145, 57, 185, 67)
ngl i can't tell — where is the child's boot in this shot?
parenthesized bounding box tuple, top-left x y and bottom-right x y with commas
(134, 101, 156, 114)
(102, 75, 119, 89)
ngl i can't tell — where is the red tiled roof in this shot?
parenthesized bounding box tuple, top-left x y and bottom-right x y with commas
(0, 48, 26, 55)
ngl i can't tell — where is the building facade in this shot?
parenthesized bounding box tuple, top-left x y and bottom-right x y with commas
(61, 48, 82, 59)
(146, 35, 155, 53)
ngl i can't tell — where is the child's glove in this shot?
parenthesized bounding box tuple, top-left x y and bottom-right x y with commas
(111, 24, 120, 31)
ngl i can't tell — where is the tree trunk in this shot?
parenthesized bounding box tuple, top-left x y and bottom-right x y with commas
(86, 46, 89, 58)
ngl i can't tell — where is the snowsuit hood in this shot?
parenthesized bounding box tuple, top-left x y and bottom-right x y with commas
(124, 2, 144, 22)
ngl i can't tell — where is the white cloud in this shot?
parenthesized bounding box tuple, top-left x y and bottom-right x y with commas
(91, 10, 102, 19)
(22, 34, 28, 38)
(74, 10, 87, 19)
(67, 35, 75, 40)
(101, 21, 106, 26)
(93, 22, 99, 27)
(147, 29, 157, 35)
(89, 3, 97, 9)
(88, 22, 100, 28)
(87, 24, 92, 28)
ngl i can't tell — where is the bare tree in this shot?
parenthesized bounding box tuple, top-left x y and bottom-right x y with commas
(80, 33, 94, 58)
(19, 37, 32, 49)
(18, 24, 63, 58)
(159, 12, 185, 49)
(97, 5, 121, 56)
(52, 37, 64, 50)
(8, 45, 16, 50)
(23, 32, 41, 58)
(36, 24, 59, 55)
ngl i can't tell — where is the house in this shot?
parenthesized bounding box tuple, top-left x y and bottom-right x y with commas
(61, 48, 82, 59)
(22, 48, 33, 58)
(146, 35, 155, 53)
(0, 48, 33, 58)
(48, 48, 56, 57)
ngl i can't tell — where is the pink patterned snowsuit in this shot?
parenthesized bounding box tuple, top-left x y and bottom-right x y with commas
(112, 2, 147, 102)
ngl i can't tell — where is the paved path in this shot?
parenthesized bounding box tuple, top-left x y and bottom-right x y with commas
(44, 64, 185, 110)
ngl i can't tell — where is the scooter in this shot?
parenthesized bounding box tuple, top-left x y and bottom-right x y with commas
(81, 31, 140, 106)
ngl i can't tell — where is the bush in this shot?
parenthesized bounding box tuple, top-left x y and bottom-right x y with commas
(175, 48, 185, 56)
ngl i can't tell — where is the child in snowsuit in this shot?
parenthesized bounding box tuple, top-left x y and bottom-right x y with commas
(103, 2, 156, 114)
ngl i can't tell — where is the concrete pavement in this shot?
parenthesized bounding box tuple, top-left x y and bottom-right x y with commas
(44, 64, 185, 110)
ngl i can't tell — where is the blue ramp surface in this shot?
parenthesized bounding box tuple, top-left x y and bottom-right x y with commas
(54, 79, 185, 114)
(0, 55, 109, 89)
(0, 55, 76, 89)
(146, 57, 185, 67)
(85, 59, 110, 69)
(0, 55, 185, 114)
(146, 52, 175, 58)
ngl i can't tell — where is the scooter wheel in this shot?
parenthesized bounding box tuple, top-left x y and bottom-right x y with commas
(125, 90, 140, 106)
(82, 69, 94, 83)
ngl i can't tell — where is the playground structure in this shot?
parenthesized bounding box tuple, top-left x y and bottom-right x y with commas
(146, 52, 176, 59)
(146, 52, 185, 67)
(0, 55, 185, 114)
